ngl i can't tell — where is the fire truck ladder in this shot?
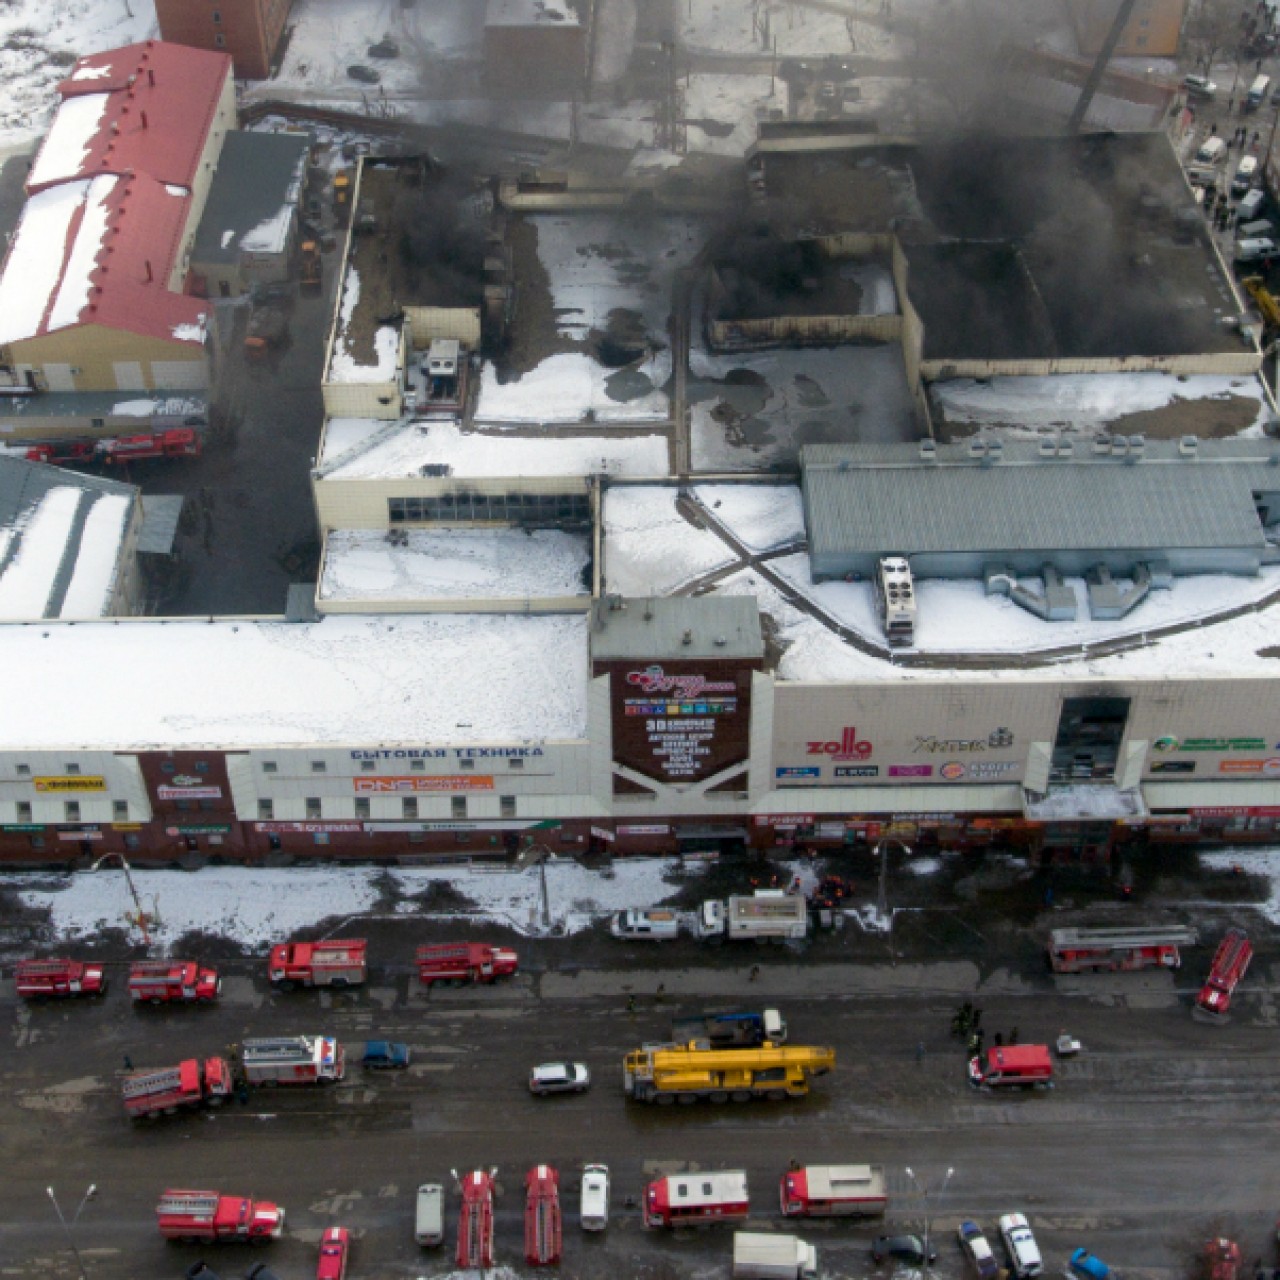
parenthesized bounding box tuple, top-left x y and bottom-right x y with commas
(123, 1066, 182, 1097)
(1209, 930, 1252, 986)
(157, 1192, 219, 1216)
(131, 960, 177, 975)
(1051, 926, 1199, 951)
(458, 1191, 493, 1269)
(242, 1036, 310, 1061)
(525, 1171, 561, 1265)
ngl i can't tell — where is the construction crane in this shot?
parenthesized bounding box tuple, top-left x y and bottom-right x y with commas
(1242, 275, 1280, 332)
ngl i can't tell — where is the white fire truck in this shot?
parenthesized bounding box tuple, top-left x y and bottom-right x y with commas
(239, 1035, 344, 1085)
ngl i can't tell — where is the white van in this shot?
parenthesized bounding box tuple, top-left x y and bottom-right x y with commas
(1238, 188, 1266, 222)
(580, 1164, 610, 1231)
(1233, 155, 1259, 196)
(1196, 135, 1227, 164)
(1248, 73, 1271, 109)
(1235, 236, 1277, 263)
(414, 1183, 444, 1247)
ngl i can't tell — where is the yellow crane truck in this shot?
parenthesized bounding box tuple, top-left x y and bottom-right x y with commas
(623, 1043, 836, 1104)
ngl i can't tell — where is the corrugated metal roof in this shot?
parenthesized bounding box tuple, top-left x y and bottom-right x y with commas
(589, 595, 763, 660)
(138, 494, 183, 555)
(803, 440, 1280, 559)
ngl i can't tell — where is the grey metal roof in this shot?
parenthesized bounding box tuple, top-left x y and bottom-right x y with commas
(0, 390, 207, 427)
(590, 595, 763, 660)
(138, 495, 184, 555)
(192, 130, 311, 267)
(802, 439, 1280, 558)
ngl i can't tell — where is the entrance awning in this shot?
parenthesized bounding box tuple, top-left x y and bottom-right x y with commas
(1022, 786, 1146, 821)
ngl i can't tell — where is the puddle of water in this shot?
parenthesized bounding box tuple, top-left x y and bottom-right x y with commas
(604, 368, 657, 403)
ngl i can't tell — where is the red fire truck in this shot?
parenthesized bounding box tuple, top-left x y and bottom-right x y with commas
(15, 957, 106, 999)
(25, 429, 201, 467)
(156, 1189, 284, 1243)
(124, 1058, 234, 1119)
(1195, 929, 1253, 1021)
(456, 1169, 495, 1269)
(780, 1164, 887, 1218)
(1206, 1237, 1241, 1280)
(240, 1035, 344, 1085)
(967, 1044, 1054, 1089)
(644, 1171, 750, 1228)
(128, 960, 221, 1004)
(268, 939, 367, 989)
(417, 942, 519, 987)
(524, 1165, 562, 1266)
(1048, 926, 1198, 974)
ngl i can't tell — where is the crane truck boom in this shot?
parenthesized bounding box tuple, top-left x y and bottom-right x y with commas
(624, 1042, 835, 1104)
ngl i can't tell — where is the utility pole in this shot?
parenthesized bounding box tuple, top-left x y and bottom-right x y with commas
(1066, 0, 1141, 132)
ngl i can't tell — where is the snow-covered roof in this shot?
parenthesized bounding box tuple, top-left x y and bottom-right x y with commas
(486, 0, 583, 27)
(0, 614, 590, 748)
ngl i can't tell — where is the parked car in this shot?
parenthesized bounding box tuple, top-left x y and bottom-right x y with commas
(529, 1062, 590, 1095)
(958, 1221, 1000, 1280)
(1184, 73, 1218, 97)
(1000, 1214, 1044, 1279)
(361, 1040, 411, 1069)
(873, 1236, 938, 1265)
(245, 1266, 284, 1280)
(1070, 1248, 1111, 1280)
(316, 1226, 350, 1280)
(347, 64, 380, 84)
(368, 38, 400, 58)
(580, 1164, 610, 1231)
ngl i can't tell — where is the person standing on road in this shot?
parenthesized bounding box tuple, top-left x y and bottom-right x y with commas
(749, 964, 761, 982)
(655, 983, 665, 1004)
(1010, 1026, 1020, 1045)
(123, 1054, 133, 1071)
(627, 994, 636, 1015)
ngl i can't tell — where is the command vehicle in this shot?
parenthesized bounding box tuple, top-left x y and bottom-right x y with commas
(999, 1213, 1043, 1279)
(733, 1231, 818, 1280)
(671, 1009, 787, 1048)
(625, 1043, 835, 1104)
(610, 909, 680, 941)
(698, 891, 810, 943)
(1195, 929, 1253, 1021)
(123, 1057, 233, 1119)
(524, 1165, 562, 1266)
(417, 942, 519, 986)
(156, 1190, 284, 1243)
(780, 1164, 886, 1218)
(269, 939, 367, 989)
(315, 1226, 349, 1280)
(1047, 926, 1197, 973)
(414, 1183, 444, 1247)
(958, 1221, 999, 1280)
(16, 957, 106, 999)
(580, 1165, 609, 1231)
(128, 960, 221, 1005)
(240, 1035, 344, 1085)
(644, 1171, 750, 1228)
(456, 1169, 495, 1269)
(968, 1044, 1053, 1089)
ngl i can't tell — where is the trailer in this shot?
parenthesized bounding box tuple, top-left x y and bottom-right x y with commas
(671, 1009, 788, 1048)
(15, 957, 106, 999)
(156, 1190, 284, 1243)
(624, 1043, 835, 1104)
(417, 942, 519, 986)
(734, 1231, 819, 1280)
(268, 939, 367, 989)
(524, 1165, 562, 1266)
(1048, 926, 1198, 973)
(456, 1169, 495, 1269)
(123, 1057, 233, 1119)
(240, 1035, 344, 1085)
(128, 960, 221, 1004)
(780, 1164, 887, 1218)
(1195, 929, 1252, 1022)
(644, 1171, 750, 1228)
(698, 892, 810, 943)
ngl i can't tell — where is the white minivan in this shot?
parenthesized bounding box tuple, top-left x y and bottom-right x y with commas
(1196, 135, 1227, 164)
(999, 1213, 1044, 1279)
(415, 1183, 444, 1247)
(1233, 155, 1259, 197)
(580, 1164, 610, 1231)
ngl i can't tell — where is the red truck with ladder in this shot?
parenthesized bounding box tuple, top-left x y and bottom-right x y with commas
(644, 1171, 751, 1228)
(240, 1035, 344, 1085)
(156, 1189, 284, 1243)
(524, 1165, 562, 1266)
(1194, 928, 1253, 1022)
(123, 1058, 234, 1119)
(269, 939, 367, 989)
(128, 960, 221, 1005)
(417, 942, 519, 987)
(16, 957, 106, 999)
(25, 428, 201, 466)
(1048, 925, 1198, 973)
(456, 1169, 496, 1269)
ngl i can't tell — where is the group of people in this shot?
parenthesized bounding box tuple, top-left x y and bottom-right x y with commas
(951, 1002, 1020, 1058)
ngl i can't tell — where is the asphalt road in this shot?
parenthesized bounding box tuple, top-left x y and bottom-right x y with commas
(4, 923, 1279, 1280)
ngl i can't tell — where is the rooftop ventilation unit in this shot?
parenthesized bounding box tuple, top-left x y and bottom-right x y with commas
(1179, 435, 1199, 457)
(1058, 438, 1074, 458)
(1092, 434, 1112, 455)
(1110, 436, 1129, 458)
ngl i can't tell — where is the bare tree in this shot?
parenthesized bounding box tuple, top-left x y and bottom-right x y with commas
(1183, 0, 1242, 74)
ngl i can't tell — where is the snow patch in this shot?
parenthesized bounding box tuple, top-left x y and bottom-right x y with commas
(693, 484, 805, 552)
(603, 485, 738, 595)
(477, 352, 668, 424)
(239, 204, 293, 255)
(0, 486, 83, 620)
(27, 91, 108, 187)
(59, 493, 129, 617)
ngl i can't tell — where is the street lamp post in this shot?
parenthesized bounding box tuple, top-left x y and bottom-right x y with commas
(904, 1166, 954, 1276)
(47, 1184, 96, 1280)
(874, 835, 913, 929)
(89, 852, 151, 945)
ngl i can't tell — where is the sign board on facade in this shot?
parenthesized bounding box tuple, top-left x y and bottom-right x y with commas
(754, 814, 817, 827)
(56, 830, 103, 840)
(1217, 759, 1280, 774)
(590, 826, 616, 842)
(157, 785, 223, 800)
(3, 824, 45, 832)
(1188, 806, 1280, 817)
(617, 824, 670, 835)
(34, 776, 105, 792)
(353, 776, 494, 793)
(1153, 736, 1266, 752)
(165, 824, 233, 836)
(367, 821, 546, 833)
(256, 822, 365, 834)
(350, 747, 545, 761)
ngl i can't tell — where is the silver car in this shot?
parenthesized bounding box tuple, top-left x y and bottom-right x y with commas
(529, 1061, 590, 1095)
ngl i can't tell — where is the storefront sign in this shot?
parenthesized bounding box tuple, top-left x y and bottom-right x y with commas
(805, 727, 873, 761)
(157, 785, 223, 800)
(1154, 735, 1266, 752)
(913, 728, 1015, 755)
(625, 665, 737, 698)
(165, 824, 233, 836)
(617, 824, 670, 835)
(835, 765, 879, 778)
(354, 776, 494, 793)
(367, 820, 546, 832)
(940, 760, 1018, 781)
(1218, 758, 1280, 775)
(754, 814, 816, 827)
(256, 822, 364, 833)
(1189, 805, 1280, 817)
(3, 823, 45, 832)
(112, 823, 143, 832)
(888, 765, 933, 778)
(891, 812, 956, 822)
(56, 830, 103, 841)
(590, 826, 616, 842)
(350, 747, 544, 761)
(1150, 760, 1196, 774)
(776, 767, 820, 780)
(34, 776, 105, 792)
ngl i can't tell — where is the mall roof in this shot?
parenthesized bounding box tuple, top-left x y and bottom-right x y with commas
(590, 595, 764, 662)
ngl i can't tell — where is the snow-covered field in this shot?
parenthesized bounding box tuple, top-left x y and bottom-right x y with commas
(603, 486, 738, 595)
(476, 353, 670, 425)
(693, 484, 806, 553)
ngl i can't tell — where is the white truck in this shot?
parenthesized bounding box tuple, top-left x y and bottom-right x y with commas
(698, 891, 810, 943)
(733, 1232, 818, 1280)
(610, 909, 680, 941)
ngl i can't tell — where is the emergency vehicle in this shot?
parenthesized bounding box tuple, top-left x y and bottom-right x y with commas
(123, 1057, 233, 1119)
(779, 1164, 887, 1218)
(1195, 929, 1252, 1021)
(968, 1044, 1054, 1089)
(524, 1165, 562, 1266)
(1047, 926, 1197, 973)
(15, 957, 106, 999)
(644, 1171, 750, 1228)
(240, 1035, 344, 1085)
(268, 939, 367, 989)
(456, 1169, 495, 1269)
(624, 1043, 835, 1103)
(316, 1225, 350, 1280)
(155, 1190, 284, 1242)
(417, 942, 519, 986)
(128, 960, 221, 1004)
(24, 428, 200, 467)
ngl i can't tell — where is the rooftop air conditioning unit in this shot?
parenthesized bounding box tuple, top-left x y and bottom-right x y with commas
(1092, 434, 1112, 455)
(1111, 436, 1129, 457)
(1057, 438, 1074, 458)
(1179, 435, 1199, 457)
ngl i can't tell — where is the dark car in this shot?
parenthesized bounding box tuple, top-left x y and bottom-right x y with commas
(186, 1265, 221, 1280)
(873, 1235, 939, 1265)
(245, 1265, 283, 1280)
(347, 65, 380, 84)
(959, 1221, 1000, 1280)
(368, 39, 400, 58)
(361, 1040, 411, 1069)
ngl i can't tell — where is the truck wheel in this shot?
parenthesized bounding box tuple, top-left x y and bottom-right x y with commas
(207, 1096, 224, 1108)
(150, 996, 163, 1006)
(656, 1094, 676, 1106)
(730, 1090, 752, 1103)
(709, 1091, 729, 1103)
(276, 979, 295, 992)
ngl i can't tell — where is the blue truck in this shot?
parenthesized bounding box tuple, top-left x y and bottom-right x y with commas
(670, 1009, 788, 1048)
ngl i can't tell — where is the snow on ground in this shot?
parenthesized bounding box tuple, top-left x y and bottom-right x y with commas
(683, 73, 784, 156)
(931, 374, 1273, 435)
(319, 527, 591, 603)
(476, 353, 669, 424)
(0, 615, 589, 748)
(693, 483, 806, 552)
(0, 487, 82, 620)
(59, 493, 129, 618)
(319, 419, 670, 479)
(1201, 850, 1280, 926)
(681, 0, 900, 59)
(603, 485, 738, 595)
(9, 857, 687, 949)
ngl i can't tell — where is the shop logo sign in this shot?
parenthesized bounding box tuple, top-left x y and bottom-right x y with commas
(806, 727, 873, 760)
(625, 665, 736, 698)
(913, 728, 1014, 755)
(835, 765, 879, 778)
